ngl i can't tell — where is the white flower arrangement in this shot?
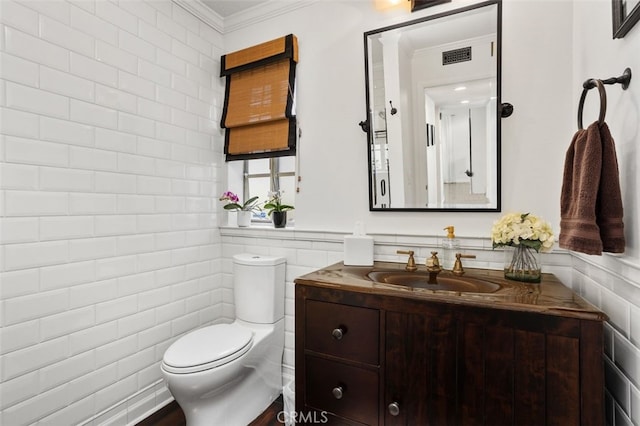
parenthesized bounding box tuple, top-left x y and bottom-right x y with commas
(491, 212, 555, 253)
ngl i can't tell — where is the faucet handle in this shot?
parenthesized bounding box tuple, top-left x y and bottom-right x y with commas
(397, 250, 417, 272)
(452, 253, 477, 276)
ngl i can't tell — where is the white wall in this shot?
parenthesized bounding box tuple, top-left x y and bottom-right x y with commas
(0, 1, 225, 424)
(223, 0, 575, 237)
(572, 0, 640, 261)
(571, 1, 640, 424)
(224, 1, 639, 425)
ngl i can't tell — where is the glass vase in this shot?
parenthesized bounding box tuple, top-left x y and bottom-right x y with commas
(503, 245, 541, 283)
(237, 210, 251, 227)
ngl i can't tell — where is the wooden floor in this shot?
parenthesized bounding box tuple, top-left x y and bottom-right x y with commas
(136, 395, 284, 426)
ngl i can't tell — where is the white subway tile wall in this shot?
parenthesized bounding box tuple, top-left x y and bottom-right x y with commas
(1, 1, 639, 425)
(571, 256, 640, 425)
(219, 228, 640, 426)
(217, 228, 572, 384)
(0, 0, 223, 424)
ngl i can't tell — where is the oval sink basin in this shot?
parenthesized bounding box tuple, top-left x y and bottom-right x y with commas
(367, 271, 502, 293)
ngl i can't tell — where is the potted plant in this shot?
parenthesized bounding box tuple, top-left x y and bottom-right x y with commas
(263, 190, 294, 228)
(491, 212, 555, 283)
(219, 191, 260, 227)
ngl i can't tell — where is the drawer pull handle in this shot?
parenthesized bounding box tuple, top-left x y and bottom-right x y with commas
(331, 327, 346, 340)
(332, 386, 344, 399)
(388, 402, 400, 416)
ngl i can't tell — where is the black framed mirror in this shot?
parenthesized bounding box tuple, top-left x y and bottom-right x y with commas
(363, 0, 502, 212)
(612, 0, 640, 38)
(411, 0, 451, 13)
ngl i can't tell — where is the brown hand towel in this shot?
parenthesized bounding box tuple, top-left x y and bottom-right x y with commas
(596, 123, 625, 253)
(560, 121, 603, 255)
(559, 121, 625, 255)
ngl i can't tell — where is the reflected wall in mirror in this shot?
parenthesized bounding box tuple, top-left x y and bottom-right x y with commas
(612, 0, 640, 38)
(364, 0, 501, 211)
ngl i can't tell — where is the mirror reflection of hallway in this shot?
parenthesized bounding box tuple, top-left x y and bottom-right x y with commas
(439, 105, 490, 206)
(424, 77, 496, 208)
(443, 182, 490, 204)
(364, 1, 501, 211)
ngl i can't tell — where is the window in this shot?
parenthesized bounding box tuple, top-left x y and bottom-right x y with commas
(220, 34, 298, 161)
(221, 34, 298, 224)
(227, 157, 296, 223)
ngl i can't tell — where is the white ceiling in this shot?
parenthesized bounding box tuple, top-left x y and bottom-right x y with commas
(200, 0, 268, 18)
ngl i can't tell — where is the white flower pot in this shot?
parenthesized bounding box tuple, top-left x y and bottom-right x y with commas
(237, 211, 251, 227)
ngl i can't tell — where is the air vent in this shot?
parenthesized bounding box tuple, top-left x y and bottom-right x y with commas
(442, 47, 472, 65)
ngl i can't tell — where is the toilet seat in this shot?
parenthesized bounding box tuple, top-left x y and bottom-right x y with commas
(162, 324, 253, 374)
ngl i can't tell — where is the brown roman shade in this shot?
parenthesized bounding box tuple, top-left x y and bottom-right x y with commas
(220, 34, 298, 161)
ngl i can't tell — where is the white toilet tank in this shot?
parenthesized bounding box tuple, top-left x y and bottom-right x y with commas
(233, 254, 286, 324)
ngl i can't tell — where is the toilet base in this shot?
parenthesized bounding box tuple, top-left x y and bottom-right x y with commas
(162, 320, 285, 426)
(180, 371, 282, 426)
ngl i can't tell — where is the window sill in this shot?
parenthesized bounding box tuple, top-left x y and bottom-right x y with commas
(221, 222, 294, 230)
(218, 224, 349, 243)
(219, 223, 295, 235)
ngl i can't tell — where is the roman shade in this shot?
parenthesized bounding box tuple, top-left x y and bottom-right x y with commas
(220, 34, 298, 161)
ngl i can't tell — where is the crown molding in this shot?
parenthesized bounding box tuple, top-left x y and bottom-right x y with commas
(223, 1, 318, 33)
(174, 0, 318, 34)
(173, 0, 224, 33)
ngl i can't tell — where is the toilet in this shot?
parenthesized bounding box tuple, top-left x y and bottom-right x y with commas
(161, 254, 286, 426)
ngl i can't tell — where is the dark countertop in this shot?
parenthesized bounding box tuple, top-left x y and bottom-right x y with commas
(294, 261, 607, 321)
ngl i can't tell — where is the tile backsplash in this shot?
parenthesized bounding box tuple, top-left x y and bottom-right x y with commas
(218, 226, 574, 384)
(220, 226, 639, 426)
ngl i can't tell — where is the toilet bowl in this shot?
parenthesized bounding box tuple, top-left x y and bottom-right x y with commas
(161, 254, 286, 426)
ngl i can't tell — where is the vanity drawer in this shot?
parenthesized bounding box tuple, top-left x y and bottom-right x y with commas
(305, 355, 379, 425)
(305, 300, 379, 365)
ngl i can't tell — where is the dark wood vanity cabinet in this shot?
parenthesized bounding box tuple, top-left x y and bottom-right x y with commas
(384, 300, 458, 426)
(295, 284, 605, 425)
(456, 307, 605, 426)
(303, 299, 380, 425)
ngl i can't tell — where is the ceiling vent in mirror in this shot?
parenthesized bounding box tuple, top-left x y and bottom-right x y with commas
(442, 47, 472, 65)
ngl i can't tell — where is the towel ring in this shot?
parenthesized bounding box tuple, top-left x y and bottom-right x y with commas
(577, 79, 606, 130)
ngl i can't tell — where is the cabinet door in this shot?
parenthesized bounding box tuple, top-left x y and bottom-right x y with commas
(459, 309, 592, 426)
(384, 309, 457, 425)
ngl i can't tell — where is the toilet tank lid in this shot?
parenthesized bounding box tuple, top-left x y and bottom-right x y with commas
(233, 253, 286, 266)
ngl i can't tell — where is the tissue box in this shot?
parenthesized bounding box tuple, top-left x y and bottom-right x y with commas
(344, 235, 374, 266)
